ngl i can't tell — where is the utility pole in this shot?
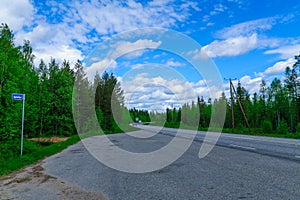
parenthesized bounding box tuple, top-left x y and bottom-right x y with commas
(230, 81, 251, 132)
(230, 79, 235, 133)
(225, 78, 251, 133)
(225, 78, 236, 133)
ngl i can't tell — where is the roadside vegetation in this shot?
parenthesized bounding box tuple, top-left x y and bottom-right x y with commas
(147, 54, 300, 139)
(0, 23, 134, 176)
(0, 136, 80, 176)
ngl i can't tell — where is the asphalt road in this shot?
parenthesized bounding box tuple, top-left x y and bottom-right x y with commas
(1, 126, 300, 199)
(140, 125, 300, 161)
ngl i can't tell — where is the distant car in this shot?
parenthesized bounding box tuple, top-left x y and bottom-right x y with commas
(131, 122, 139, 126)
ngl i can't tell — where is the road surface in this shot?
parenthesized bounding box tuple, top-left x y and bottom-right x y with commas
(1, 125, 300, 199)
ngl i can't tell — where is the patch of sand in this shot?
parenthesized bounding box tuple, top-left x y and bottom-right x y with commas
(0, 161, 109, 200)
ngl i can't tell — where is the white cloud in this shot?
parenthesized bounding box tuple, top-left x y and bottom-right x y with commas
(16, 22, 84, 67)
(131, 64, 146, 70)
(228, 57, 297, 97)
(0, 0, 34, 31)
(192, 83, 223, 101)
(188, 49, 209, 60)
(257, 57, 296, 77)
(202, 15, 210, 23)
(110, 40, 162, 59)
(238, 76, 262, 95)
(216, 17, 277, 39)
(86, 59, 117, 81)
(165, 60, 186, 67)
(121, 73, 198, 110)
(264, 44, 300, 59)
(220, 76, 263, 98)
(199, 16, 298, 58)
(34, 44, 83, 66)
(1, 0, 198, 68)
(210, 3, 227, 16)
(121, 71, 226, 110)
(206, 22, 215, 27)
(73, 0, 196, 35)
(201, 34, 258, 58)
(200, 3, 229, 26)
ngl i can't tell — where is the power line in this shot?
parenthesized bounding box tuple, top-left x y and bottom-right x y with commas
(224, 78, 251, 133)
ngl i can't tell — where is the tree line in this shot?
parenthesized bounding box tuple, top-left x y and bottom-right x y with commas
(129, 108, 151, 123)
(0, 23, 126, 145)
(162, 54, 300, 135)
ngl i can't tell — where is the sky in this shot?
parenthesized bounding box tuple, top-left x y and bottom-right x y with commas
(1, 0, 300, 111)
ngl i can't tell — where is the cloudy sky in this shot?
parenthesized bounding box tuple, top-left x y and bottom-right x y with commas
(1, 0, 300, 111)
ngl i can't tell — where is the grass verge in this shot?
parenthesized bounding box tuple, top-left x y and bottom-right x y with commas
(0, 124, 139, 177)
(150, 122, 300, 139)
(0, 135, 80, 176)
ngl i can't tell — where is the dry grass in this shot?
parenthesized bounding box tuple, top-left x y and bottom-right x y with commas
(28, 137, 68, 144)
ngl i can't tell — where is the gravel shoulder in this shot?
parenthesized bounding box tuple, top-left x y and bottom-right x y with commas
(0, 160, 108, 200)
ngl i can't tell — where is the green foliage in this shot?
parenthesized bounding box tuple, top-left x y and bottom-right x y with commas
(296, 123, 300, 134)
(0, 24, 126, 175)
(164, 121, 180, 128)
(287, 132, 300, 139)
(276, 119, 289, 134)
(0, 136, 80, 176)
(159, 53, 300, 139)
(0, 139, 39, 162)
(0, 24, 78, 142)
(262, 120, 273, 134)
(181, 101, 200, 127)
(129, 108, 151, 122)
(93, 71, 126, 132)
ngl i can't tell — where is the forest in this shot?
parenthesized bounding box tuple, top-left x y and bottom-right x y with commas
(0, 23, 127, 162)
(161, 56, 300, 137)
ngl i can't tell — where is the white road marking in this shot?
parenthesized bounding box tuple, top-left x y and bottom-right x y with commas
(295, 156, 300, 159)
(229, 144, 256, 151)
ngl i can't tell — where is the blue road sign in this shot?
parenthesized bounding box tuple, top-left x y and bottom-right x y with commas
(11, 93, 26, 157)
(12, 93, 24, 100)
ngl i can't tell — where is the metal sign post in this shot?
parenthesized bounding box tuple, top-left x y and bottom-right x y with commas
(12, 93, 25, 157)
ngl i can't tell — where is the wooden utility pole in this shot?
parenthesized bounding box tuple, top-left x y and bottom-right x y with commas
(225, 78, 236, 133)
(225, 78, 251, 133)
(229, 79, 235, 133)
(230, 80, 251, 132)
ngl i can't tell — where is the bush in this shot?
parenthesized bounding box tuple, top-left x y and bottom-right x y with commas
(0, 139, 22, 160)
(287, 132, 300, 139)
(0, 139, 39, 161)
(296, 123, 300, 134)
(276, 119, 288, 134)
(0, 135, 81, 176)
(262, 120, 272, 134)
(23, 140, 39, 154)
(164, 122, 180, 128)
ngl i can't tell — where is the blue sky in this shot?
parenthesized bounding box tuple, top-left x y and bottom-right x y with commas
(1, 0, 300, 111)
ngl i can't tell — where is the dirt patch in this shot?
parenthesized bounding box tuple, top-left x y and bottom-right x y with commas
(0, 161, 109, 200)
(4, 176, 32, 185)
(28, 137, 68, 144)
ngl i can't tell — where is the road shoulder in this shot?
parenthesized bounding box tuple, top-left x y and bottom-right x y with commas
(0, 159, 108, 200)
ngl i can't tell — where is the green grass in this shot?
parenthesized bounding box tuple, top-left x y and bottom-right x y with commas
(150, 122, 300, 139)
(0, 135, 81, 176)
(221, 128, 300, 139)
(0, 124, 139, 177)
